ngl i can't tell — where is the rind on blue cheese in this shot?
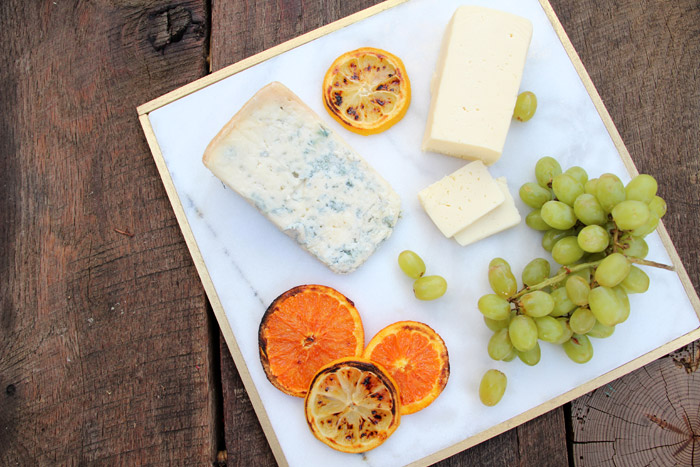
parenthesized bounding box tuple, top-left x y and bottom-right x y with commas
(202, 81, 401, 274)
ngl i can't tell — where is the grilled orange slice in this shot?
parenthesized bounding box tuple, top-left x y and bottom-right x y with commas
(304, 357, 401, 453)
(258, 285, 364, 398)
(322, 47, 411, 135)
(363, 321, 449, 415)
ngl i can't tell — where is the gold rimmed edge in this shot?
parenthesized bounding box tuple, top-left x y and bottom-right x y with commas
(137, 1, 700, 466)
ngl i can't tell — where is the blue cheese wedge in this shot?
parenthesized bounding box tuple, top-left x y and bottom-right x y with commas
(453, 177, 521, 246)
(202, 82, 401, 274)
(418, 160, 505, 238)
(422, 6, 533, 164)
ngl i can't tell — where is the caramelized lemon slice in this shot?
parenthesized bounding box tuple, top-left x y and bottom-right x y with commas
(304, 357, 401, 453)
(322, 47, 411, 135)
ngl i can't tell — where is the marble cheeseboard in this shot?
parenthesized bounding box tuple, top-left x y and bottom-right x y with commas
(138, 0, 700, 465)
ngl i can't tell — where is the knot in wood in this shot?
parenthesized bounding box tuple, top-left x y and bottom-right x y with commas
(148, 6, 192, 52)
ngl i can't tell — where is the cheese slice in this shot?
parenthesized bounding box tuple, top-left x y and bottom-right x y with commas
(418, 160, 505, 238)
(202, 82, 401, 274)
(422, 6, 533, 164)
(453, 177, 521, 246)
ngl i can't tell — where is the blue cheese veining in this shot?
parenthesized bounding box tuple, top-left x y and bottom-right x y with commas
(202, 81, 401, 274)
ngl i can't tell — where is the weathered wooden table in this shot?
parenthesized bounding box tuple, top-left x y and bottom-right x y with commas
(2, 1, 698, 465)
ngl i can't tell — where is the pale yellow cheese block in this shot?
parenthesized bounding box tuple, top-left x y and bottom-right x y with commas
(422, 6, 533, 165)
(453, 177, 521, 246)
(418, 160, 505, 238)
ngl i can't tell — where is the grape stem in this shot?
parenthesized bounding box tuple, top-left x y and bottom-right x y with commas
(510, 261, 601, 301)
(628, 257, 675, 271)
(509, 256, 674, 301)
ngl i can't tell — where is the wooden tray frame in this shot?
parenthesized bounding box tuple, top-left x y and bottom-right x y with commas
(137, 1, 700, 465)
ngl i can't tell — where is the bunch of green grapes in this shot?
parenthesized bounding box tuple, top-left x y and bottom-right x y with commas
(478, 156, 670, 371)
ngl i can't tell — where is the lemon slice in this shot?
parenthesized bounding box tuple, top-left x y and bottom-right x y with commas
(304, 357, 401, 453)
(322, 47, 411, 135)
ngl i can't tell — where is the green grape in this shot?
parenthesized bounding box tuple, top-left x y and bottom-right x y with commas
(542, 229, 574, 252)
(619, 234, 649, 259)
(479, 369, 507, 406)
(573, 193, 607, 226)
(614, 286, 631, 324)
(502, 348, 518, 362)
(576, 225, 609, 253)
(517, 342, 541, 366)
(520, 182, 553, 209)
(613, 285, 630, 324)
(594, 252, 631, 288)
(565, 166, 589, 186)
(520, 291, 555, 317)
(569, 307, 596, 334)
(620, 266, 650, 294)
(631, 211, 660, 237)
(478, 294, 512, 320)
(535, 157, 562, 188)
(509, 315, 538, 352)
(563, 334, 594, 363)
(488, 258, 517, 298)
(596, 173, 626, 213)
(584, 178, 598, 195)
(561, 265, 591, 284)
(535, 315, 564, 343)
(413, 275, 447, 300)
(552, 173, 584, 206)
(565, 275, 590, 306)
(612, 200, 650, 230)
(625, 174, 657, 203)
(488, 329, 514, 360)
(552, 236, 585, 265)
(513, 91, 538, 121)
(522, 258, 551, 287)
(398, 250, 426, 279)
(587, 321, 615, 339)
(588, 286, 624, 326)
(484, 315, 511, 332)
(648, 196, 667, 218)
(582, 252, 607, 263)
(550, 287, 576, 317)
(554, 318, 574, 344)
(526, 209, 551, 231)
(541, 201, 577, 230)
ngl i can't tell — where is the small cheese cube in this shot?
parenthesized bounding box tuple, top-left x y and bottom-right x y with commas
(418, 160, 505, 238)
(453, 177, 521, 246)
(422, 6, 533, 164)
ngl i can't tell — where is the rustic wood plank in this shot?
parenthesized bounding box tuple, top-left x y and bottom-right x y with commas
(551, 0, 700, 465)
(0, 1, 217, 464)
(571, 343, 700, 465)
(211, 1, 568, 465)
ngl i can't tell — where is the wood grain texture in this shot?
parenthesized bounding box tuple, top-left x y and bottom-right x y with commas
(551, 0, 700, 465)
(211, 1, 567, 465)
(571, 342, 700, 465)
(0, 0, 217, 464)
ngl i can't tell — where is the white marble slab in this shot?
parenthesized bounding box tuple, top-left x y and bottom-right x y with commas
(146, 0, 700, 465)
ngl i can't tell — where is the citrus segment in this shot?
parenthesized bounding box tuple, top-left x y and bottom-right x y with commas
(363, 321, 449, 415)
(304, 357, 401, 453)
(322, 47, 411, 135)
(259, 285, 364, 398)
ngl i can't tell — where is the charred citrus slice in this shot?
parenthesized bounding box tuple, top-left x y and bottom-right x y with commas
(363, 321, 449, 415)
(304, 357, 401, 453)
(259, 285, 364, 398)
(322, 47, 411, 135)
